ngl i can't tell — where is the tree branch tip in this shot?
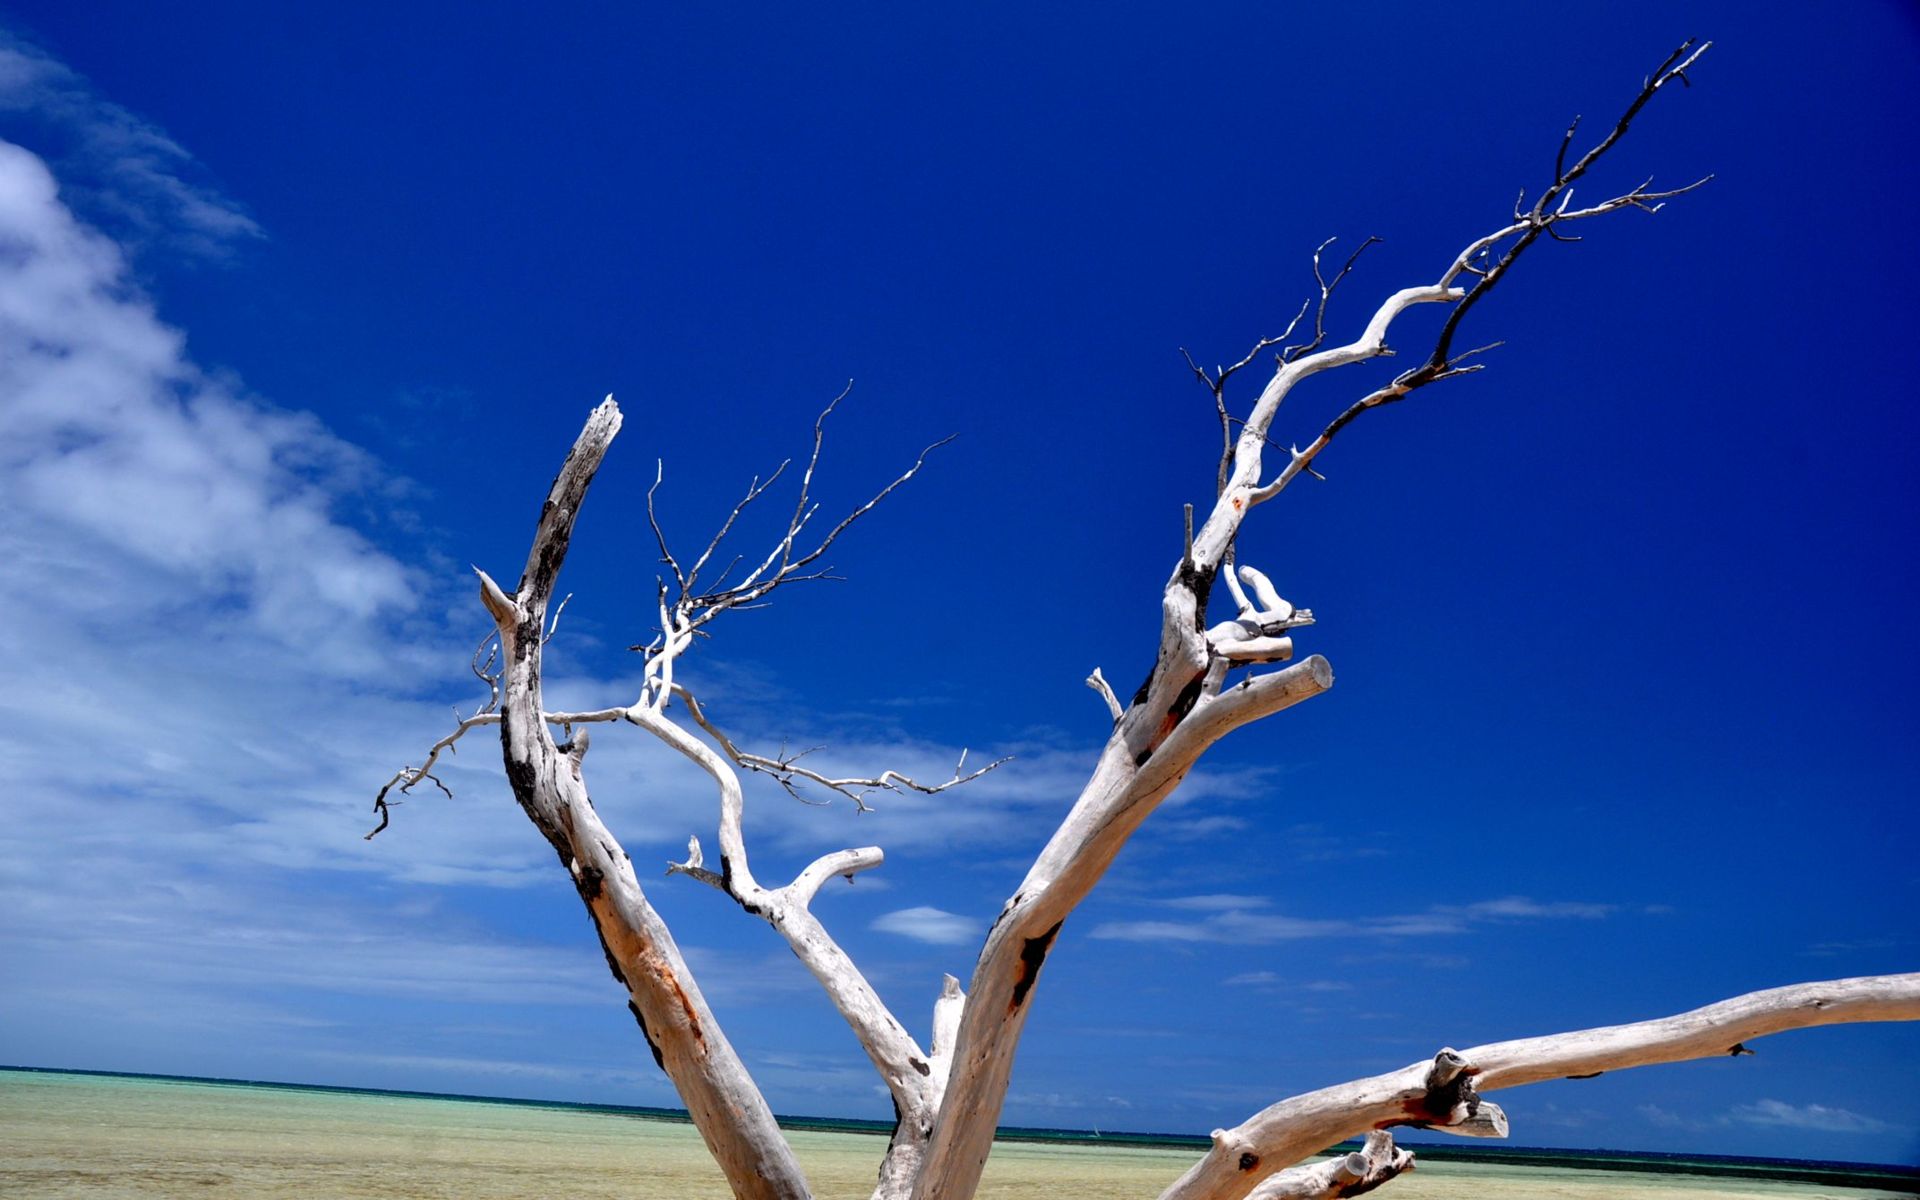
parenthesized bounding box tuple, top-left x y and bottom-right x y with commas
(474, 567, 516, 624)
(1303, 654, 1334, 689)
(1428, 1047, 1476, 1086)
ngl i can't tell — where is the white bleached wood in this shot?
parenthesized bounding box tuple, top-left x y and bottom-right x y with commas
(790, 845, 886, 903)
(1237, 567, 1292, 623)
(911, 657, 1333, 1200)
(1086, 667, 1124, 722)
(478, 399, 813, 1200)
(1429, 1102, 1509, 1139)
(622, 703, 938, 1117)
(380, 391, 997, 1198)
(911, 47, 1727, 1200)
(1214, 635, 1294, 663)
(1157, 974, 1920, 1200)
(1248, 1132, 1414, 1200)
(367, 43, 1920, 1200)
(928, 974, 966, 1094)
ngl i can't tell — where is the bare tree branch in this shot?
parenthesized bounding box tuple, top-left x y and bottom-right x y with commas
(675, 685, 1008, 813)
(1159, 974, 1920, 1200)
(911, 42, 1722, 1200)
(370, 391, 994, 1196)
(462, 398, 814, 1200)
(1284, 235, 1382, 363)
(362, 42, 1917, 1200)
(1085, 667, 1124, 723)
(1249, 1132, 1414, 1200)
(624, 692, 955, 1198)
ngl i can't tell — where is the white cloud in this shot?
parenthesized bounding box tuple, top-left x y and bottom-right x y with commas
(871, 906, 978, 946)
(1640, 1098, 1902, 1138)
(0, 33, 261, 258)
(0, 137, 417, 664)
(1223, 970, 1279, 986)
(1220, 971, 1351, 993)
(0, 123, 627, 1074)
(1442, 896, 1615, 921)
(1154, 815, 1250, 840)
(0, 123, 1174, 1077)
(1165, 893, 1270, 911)
(1727, 1099, 1895, 1135)
(1090, 894, 1616, 944)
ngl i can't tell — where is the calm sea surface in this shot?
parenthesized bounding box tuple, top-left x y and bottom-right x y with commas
(1, 1069, 1912, 1200)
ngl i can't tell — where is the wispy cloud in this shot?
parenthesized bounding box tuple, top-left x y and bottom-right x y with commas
(1802, 937, 1901, 958)
(0, 107, 1166, 1090)
(1221, 971, 1352, 994)
(1439, 897, 1616, 921)
(0, 112, 616, 1079)
(0, 136, 417, 664)
(0, 33, 260, 258)
(1165, 893, 1271, 911)
(1641, 1098, 1901, 1137)
(871, 906, 978, 946)
(1090, 894, 1615, 944)
(1727, 1099, 1895, 1135)
(1224, 970, 1280, 986)
(1283, 823, 1390, 863)
(1153, 815, 1251, 841)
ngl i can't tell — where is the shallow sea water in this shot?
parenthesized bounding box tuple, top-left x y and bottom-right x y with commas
(1, 1071, 1910, 1200)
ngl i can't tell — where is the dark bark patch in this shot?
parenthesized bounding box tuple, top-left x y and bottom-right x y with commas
(909, 1057, 931, 1077)
(1568, 1071, 1604, 1080)
(1009, 921, 1063, 1012)
(592, 926, 630, 988)
(1146, 670, 1207, 755)
(628, 1000, 667, 1071)
(573, 860, 605, 901)
(986, 893, 1023, 943)
(1166, 674, 1204, 725)
(1133, 747, 1153, 767)
(1130, 671, 1154, 708)
(1406, 1069, 1483, 1126)
(1180, 561, 1217, 628)
(1333, 1173, 1394, 1198)
(1238, 1152, 1260, 1172)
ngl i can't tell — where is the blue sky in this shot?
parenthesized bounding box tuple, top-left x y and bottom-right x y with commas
(0, 0, 1915, 1169)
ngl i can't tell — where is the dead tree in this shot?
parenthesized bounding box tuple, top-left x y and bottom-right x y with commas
(372, 40, 1919, 1200)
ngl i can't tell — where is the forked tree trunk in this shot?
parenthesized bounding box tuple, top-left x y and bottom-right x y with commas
(481, 400, 812, 1200)
(369, 42, 1920, 1200)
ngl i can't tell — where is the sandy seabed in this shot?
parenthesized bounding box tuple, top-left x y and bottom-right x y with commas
(1, 1072, 1909, 1200)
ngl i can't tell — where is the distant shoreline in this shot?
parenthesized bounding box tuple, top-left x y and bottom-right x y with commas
(5, 1064, 1915, 1190)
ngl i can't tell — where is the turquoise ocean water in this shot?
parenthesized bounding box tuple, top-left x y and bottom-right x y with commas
(3, 1067, 1915, 1198)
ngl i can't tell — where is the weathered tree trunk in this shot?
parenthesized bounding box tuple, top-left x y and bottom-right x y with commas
(913, 42, 1727, 1198)
(480, 399, 813, 1200)
(914, 658, 1333, 1199)
(371, 41, 1920, 1200)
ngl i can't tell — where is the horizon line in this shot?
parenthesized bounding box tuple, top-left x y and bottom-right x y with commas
(3, 1064, 1915, 1185)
